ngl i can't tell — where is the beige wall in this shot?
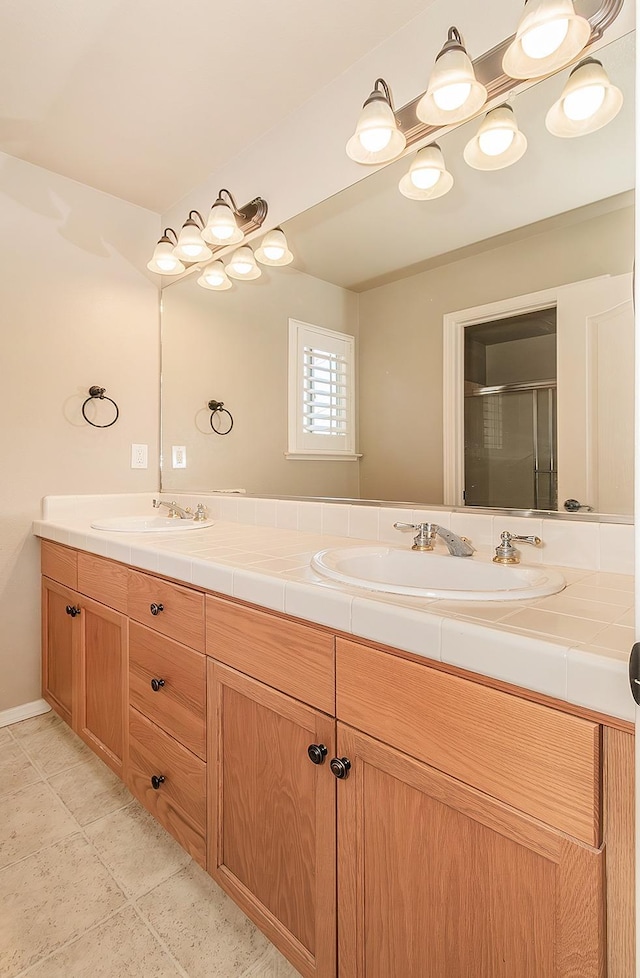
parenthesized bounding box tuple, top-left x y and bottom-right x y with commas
(0, 153, 160, 713)
(358, 206, 634, 503)
(161, 267, 360, 498)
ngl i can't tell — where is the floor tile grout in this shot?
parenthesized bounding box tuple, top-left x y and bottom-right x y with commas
(129, 900, 193, 978)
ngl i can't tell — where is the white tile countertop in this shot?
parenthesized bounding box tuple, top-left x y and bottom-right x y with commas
(34, 494, 636, 723)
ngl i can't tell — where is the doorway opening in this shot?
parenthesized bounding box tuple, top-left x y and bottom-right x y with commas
(463, 307, 557, 510)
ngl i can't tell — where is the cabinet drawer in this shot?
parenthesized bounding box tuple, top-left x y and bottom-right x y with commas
(336, 640, 600, 846)
(206, 596, 335, 714)
(78, 552, 128, 614)
(128, 570, 205, 652)
(129, 622, 206, 758)
(41, 541, 77, 589)
(128, 707, 206, 866)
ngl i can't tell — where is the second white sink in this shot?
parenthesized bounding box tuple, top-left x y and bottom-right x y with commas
(311, 546, 564, 601)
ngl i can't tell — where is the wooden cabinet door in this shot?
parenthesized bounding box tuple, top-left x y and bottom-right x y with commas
(76, 595, 127, 778)
(337, 723, 605, 978)
(208, 661, 337, 978)
(42, 577, 78, 725)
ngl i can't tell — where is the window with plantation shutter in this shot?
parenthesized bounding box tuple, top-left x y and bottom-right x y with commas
(287, 319, 358, 460)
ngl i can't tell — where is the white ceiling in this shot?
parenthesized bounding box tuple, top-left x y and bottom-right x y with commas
(0, 0, 436, 212)
(283, 31, 635, 291)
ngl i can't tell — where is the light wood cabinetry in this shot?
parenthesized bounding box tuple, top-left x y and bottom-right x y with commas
(208, 661, 336, 978)
(39, 541, 633, 977)
(336, 723, 604, 978)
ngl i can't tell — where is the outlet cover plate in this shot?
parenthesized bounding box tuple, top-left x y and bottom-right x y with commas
(131, 444, 148, 469)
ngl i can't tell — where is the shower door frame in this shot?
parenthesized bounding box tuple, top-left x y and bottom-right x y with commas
(443, 285, 560, 509)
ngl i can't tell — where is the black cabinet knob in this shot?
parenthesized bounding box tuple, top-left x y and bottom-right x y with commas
(307, 743, 328, 765)
(330, 757, 351, 780)
(150, 603, 164, 616)
(65, 605, 81, 617)
(150, 678, 166, 692)
(151, 775, 165, 790)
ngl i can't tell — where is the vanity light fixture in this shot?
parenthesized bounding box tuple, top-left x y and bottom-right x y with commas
(202, 190, 245, 246)
(173, 211, 213, 263)
(226, 245, 262, 280)
(346, 78, 406, 164)
(255, 228, 294, 266)
(146, 229, 185, 275)
(545, 58, 623, 136)
(196, 260, 233, 291)
(398, 144, 454, 200)
(416, 28, 487, 126)
(463, 105, 528, 170)
(502, 0, 591, 79)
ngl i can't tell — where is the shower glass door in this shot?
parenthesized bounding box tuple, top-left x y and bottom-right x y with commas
(464, 383, 557, 510)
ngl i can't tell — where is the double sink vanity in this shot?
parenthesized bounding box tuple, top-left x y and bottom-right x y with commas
(34, 491, 635, 977)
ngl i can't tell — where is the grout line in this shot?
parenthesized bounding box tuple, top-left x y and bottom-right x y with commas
(11, 903, 135, 978)
(129, 900, 192, 978)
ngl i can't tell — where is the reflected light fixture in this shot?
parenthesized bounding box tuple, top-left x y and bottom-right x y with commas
(502, 0, 591, 79)
(202, 190, 245, 246)
(464, 105, 528, 170)
(146, 229, 185, 275)
(197, 260, 233, 291)
(346, 78, 406, 164)
(545, 58, 623, 136)
(255, 228, 294, 266)
(416, 27, 487, 126)
(398, 144, 454, 200)
(226, 245, 262, 280)
(173, 211, 213, 262)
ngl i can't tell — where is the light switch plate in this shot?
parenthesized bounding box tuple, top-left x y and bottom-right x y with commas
(172, 445, 187, 469)
(131, 444, 148, 469)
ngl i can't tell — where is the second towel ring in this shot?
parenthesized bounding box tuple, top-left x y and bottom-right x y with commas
(82, 386, 120, 428)
(208, 399, 234, 436)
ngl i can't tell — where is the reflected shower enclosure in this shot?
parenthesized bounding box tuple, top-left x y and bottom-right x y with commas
(463, 308, 557, 510)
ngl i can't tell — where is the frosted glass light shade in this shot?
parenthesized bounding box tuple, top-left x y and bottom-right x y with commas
(346, 89, 406, 164)
(502, 0, 591, 79)
(202, 199, 244, 246)
(255, 228, 294, 266)
(416, 31, 487, 126)
(546, 59, 623, 137)
(464, 106, 528, 170)
(226, 245, 262, 280)
(173, 219, 212, 262)
(147, 237, 185, 275)
(197, 260, 232, 291)
(398, 145, 454, 200)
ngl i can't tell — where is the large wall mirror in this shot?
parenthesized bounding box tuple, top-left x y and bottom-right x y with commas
(161, 30, 634, 519)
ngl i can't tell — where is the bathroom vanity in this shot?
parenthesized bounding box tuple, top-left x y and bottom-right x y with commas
(36, 503, 635, 978)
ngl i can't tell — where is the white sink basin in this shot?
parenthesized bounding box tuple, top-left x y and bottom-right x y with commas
(311, 546, 564, 601)
(91, 516, 214, 532)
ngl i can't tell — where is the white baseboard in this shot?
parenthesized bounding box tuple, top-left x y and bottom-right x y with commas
(0, 699, 51, 728)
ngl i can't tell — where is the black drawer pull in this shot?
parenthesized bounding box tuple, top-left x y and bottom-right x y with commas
(150, 603, 164, 616)
(307, 744, 328, 765)
(65, 605, 81, 617)
(150, 678, 166, 692)
(151, 775, 165, 790)
(330, 757, 351, 780)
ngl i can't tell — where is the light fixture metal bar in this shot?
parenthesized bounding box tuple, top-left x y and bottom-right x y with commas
(236, 196, 269, 237)
(395, 0, 623, 147)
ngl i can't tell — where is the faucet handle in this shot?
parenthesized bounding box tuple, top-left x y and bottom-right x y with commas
(493, 530, 541, 565)
(193, 503, 208, 522)
(393, 521, 437, 552)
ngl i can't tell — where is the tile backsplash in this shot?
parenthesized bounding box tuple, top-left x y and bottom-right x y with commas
(41, 492, 635, 576)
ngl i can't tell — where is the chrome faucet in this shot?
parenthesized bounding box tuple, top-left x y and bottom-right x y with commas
(492, 530, 541, 564)
(393, 522, 475, 557)
(152, 498, 192, 519)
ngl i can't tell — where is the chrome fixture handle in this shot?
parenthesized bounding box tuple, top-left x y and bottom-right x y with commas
(193, 503, 208, 522)
(152, 498, 193, 519)
(394, 522, 474, 557)
(393, 521, 438, 551)
(563, 498, 593, 513)
(493, 530, 541, 565)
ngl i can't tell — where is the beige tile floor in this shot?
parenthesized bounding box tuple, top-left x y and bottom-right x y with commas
(0, 712, 301, 978)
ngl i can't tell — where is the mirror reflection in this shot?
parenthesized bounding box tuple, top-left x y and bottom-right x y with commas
(161, 32, 635, 518)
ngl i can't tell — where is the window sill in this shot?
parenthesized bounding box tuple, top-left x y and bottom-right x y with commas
(284, 452, 362, 462)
